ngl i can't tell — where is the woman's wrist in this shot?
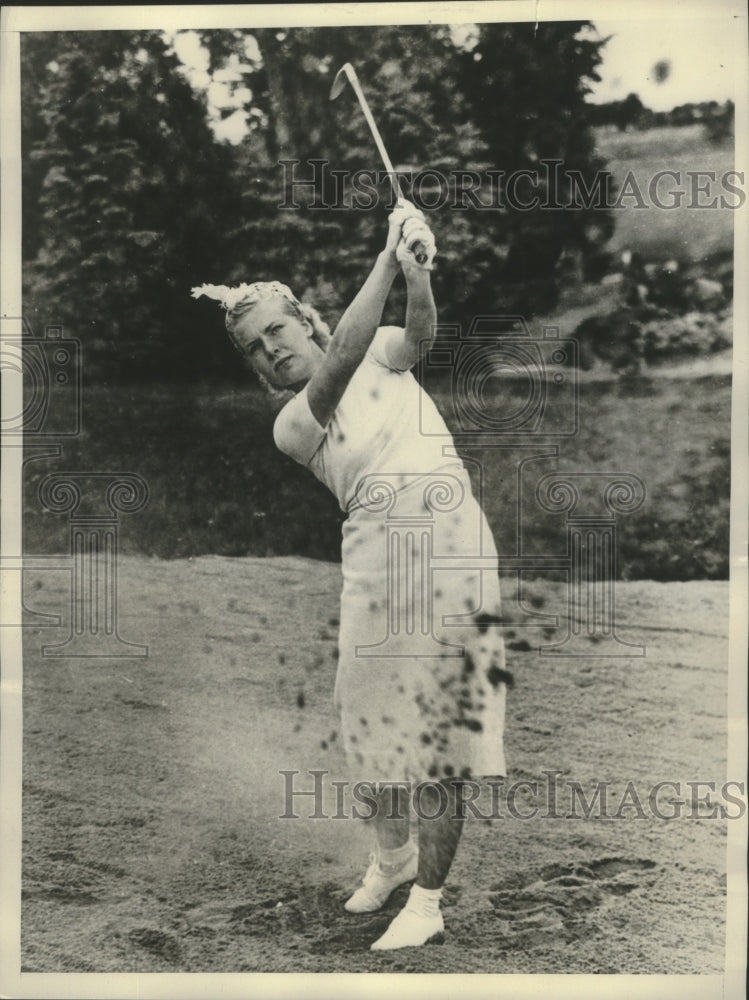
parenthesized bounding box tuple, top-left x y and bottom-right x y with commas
(378, 249, 399, 273)
(403, 265, 432, 289)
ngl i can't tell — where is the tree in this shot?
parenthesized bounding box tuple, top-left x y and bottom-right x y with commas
(22, 23, 614, 382)
(22, 31, 240, 380)
(190, 25, 489, 325)
(196, 22, 612, 325)
(455, 21, 614, 313)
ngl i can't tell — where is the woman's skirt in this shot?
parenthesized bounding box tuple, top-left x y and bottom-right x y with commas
(334, 462, 509, 783)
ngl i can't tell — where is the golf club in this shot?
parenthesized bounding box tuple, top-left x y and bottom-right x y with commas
(330, 62, 429, 265)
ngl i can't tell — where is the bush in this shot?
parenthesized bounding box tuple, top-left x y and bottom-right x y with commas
(640, 311, 731, 363)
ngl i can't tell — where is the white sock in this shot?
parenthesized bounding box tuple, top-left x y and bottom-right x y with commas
(379, 838, 416, 869)
(406, 883, 442, 918)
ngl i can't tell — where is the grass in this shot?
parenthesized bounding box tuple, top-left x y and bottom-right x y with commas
(593, 124, 735, 262)
(22, 371, 731, 581)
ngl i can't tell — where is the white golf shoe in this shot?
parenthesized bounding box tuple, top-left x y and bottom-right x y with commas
(370, 904, 444, 950)
(344, 845, 419, 914)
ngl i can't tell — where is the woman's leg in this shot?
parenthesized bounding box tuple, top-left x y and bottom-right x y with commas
(344, 784, 416, 914)
(369, 780, 465, 949)
(373, 784, 411, 849)
(415, 779, 465, 889)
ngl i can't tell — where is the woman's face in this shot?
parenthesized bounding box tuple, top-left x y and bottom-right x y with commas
(231, 299, 324, 389)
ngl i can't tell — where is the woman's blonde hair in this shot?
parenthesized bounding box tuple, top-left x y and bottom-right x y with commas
(228, 298, 331, 399)
(191, 280, 331, 398)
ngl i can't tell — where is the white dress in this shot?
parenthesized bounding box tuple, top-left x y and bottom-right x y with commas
(274, 327, 509, 783)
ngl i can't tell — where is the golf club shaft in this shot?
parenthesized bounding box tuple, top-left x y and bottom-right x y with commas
(345, 73, 428, 264)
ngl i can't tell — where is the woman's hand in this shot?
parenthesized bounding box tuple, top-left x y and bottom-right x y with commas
(385, 217, 438, 370)
(396, 217, 437, 273)
(384, 199, 426, 259)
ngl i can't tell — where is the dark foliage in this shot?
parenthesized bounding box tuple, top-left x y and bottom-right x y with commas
(22, 24, 612, 378)
(22, 31, 242, 381)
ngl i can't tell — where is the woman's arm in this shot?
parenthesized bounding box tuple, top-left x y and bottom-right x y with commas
(383, 265, 437, 372)
(305, 206, 414, 427)
(378, 217, 438, 372)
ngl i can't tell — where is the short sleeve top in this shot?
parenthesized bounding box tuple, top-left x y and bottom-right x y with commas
(273, 326, 457, 512)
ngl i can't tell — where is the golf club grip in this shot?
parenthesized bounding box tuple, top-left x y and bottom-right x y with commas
(411, 240, 428, 265)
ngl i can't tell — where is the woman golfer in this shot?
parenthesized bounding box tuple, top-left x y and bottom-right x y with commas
(192, 201, 510, 950)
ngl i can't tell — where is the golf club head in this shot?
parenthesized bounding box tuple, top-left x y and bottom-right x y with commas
(330, 62, 355, 101)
